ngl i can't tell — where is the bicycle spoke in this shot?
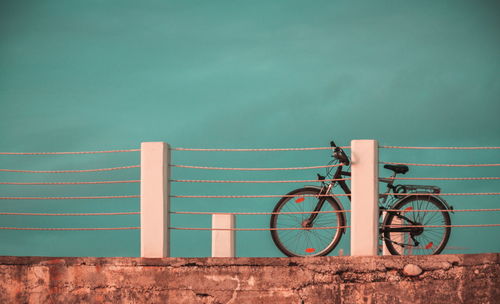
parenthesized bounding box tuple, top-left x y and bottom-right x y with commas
(423, 211, 442, 225)
(384, 195, 451, 256)
(271, 189, 344, 256)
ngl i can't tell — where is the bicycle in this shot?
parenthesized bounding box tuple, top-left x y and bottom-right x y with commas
(270, 141, 453, 257)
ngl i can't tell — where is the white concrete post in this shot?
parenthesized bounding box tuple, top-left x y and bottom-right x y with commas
(350, 140, 379, 256)
(141, 142, 170, 258)
(211, 214, 235, 257)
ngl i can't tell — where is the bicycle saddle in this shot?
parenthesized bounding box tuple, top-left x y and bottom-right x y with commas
(384, 164, 409, 174)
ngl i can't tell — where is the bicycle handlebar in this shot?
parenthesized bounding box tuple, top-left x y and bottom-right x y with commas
(330, 140, 350, 166)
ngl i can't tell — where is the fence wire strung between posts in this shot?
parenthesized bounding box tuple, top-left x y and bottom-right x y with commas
(1, 143, 500, 256)
(169, 143, 500, 241)
(0, 148, 141, 230)
(375, 145, 500, 233)
(378, 157, 500, 196)
(169, 146, 351, 235)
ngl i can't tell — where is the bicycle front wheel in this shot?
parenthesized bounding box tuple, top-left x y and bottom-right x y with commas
(383, 195, 451, 255)
(270, 187, 345, 257)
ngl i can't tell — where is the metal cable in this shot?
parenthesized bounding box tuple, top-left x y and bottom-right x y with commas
(170, 226, 350, 231)
(0, 227, 140, 230)
(0, 195, 140, 200)
(384, 208, 500, 213)
(0, 149, 140, 155)
(171, 146, 350, 151)
(3, 224, 496, 231)
(171, 210, 351, 215)
(383, 177, 500, 181)
(0, 165, 140, 173)
(172, 224, 500, 231)
(0, 212, 139, 216)
(5, 208, 494, 216)
(171, 164, 341, 171)
(383, 224, 500, 228)
(170, 178, 349, 183)
(381, 162, 500, 167)
(171, 208, 499, 215)
(170, 194, 351, 198)
(380, 146, 500, 150)
(0, 180, 140, 185)
(381, 192, 500, 196)
(172, 192, 500, 198)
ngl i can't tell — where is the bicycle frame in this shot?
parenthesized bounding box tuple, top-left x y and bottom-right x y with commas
(304, 165, 350, 225)
(307, 163, 452, 234)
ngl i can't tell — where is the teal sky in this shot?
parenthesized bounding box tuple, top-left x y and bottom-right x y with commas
(0, 0, 499, 257)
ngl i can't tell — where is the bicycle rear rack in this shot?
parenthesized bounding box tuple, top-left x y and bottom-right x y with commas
(392, 184, 441, 198)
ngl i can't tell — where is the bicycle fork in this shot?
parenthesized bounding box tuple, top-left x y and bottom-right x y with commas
(302, 183, 333, 228)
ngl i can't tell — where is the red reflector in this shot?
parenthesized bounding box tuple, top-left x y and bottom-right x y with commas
(305, 248, 315, 253)
(404, 207, 413, 212)
(425, 242, 434, 249)
(295, 197, 305, 203)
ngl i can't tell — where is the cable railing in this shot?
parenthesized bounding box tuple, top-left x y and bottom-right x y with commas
(380, 146, 500, 150)
(0, 165, 140, 173)
(0, 227, 140, 230)
(0, 148, 140, 232)
(379, 192, 500, 196)
(0, 211, 140, 216)
(172, 210, 349, 215)
(0, 149, 140, 155)
(171, 178, 350, 183)
(0, 180, 140, 185)
(170, 226, 350, 231)
(170, 163, 341, 170)
(167, 142, 500, 257)
(382, 177, 500, 181)
(375, 145, 500, 256)
(1, 141, 499, 257)
(170, 193, 351, 198)
(0, 195, 140, 200)
(169, 224, 500, 231)
(171, 146, 350, 151)
(381, 161, 500, 167)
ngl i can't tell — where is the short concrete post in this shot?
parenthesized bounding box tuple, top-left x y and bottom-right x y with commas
(140, 142, 170, 258)
(350, 140, 379, 256)
(212, 214, 235, 257)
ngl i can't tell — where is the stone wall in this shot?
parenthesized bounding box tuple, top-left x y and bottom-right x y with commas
(0, 253, 498, 304)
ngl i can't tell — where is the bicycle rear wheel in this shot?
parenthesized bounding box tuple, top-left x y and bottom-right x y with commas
(383, 195, 451, 255)
(270, 187, 345, 257)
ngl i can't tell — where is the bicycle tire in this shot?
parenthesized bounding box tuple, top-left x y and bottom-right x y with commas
(383, 195, 451, 255)
(270, 187, 345, 257)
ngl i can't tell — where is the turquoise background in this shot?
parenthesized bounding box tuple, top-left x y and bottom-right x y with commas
(0, 0, 499, 257)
